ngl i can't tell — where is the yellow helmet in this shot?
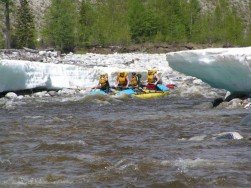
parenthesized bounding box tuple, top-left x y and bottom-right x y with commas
(148, 69, 157, 75)
(119, 72, 126, 77)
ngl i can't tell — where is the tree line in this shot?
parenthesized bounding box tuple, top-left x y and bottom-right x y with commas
(1, 0, 251, 52)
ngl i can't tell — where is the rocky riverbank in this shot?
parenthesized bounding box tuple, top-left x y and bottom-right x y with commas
(0, 43, 216, 62)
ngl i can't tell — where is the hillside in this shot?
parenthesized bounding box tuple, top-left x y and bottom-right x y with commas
(4, 0, 250, 31)
(0, 0, 250, 51)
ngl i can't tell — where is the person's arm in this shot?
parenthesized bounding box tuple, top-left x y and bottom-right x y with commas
(154, 74, 160, 85)
(114, 78, 118, 87)
(92, 81, 99, 89)
(125, 76, 129, 88)
(135, 77, 139, 87)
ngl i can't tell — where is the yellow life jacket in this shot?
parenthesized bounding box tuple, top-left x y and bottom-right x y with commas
(99, 75, 107, 87)
(147, 69, 158, 84)
(130, 75, 138, 86)
(147, 73, 156, 84)
(117, 72, 127, 86)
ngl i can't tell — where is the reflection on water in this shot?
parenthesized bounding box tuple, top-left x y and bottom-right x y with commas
(0, 96, 250, 187)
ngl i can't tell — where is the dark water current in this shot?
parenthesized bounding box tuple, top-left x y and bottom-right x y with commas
(0, 95, 250, 187)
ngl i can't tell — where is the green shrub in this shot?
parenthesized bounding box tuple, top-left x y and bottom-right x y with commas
(42, 0, 78, 52)
(15, 0, 36, 48)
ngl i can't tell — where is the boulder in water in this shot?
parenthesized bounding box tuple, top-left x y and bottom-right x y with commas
(216, 98, 243, 109)
(213, 132, 243, 140)
(5, 92, 18, 99)
(244, 103, 251, 109)
(33, 91, 48, 98)
(58, 88, 76, 96)
(48, 91, 58, 97)
(227, 99, 243, 108)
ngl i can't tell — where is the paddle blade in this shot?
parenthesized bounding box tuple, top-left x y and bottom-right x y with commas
(157, 84, 169, 91)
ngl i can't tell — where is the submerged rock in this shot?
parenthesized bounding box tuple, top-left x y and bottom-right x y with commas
(48, 91, 58, 97)
(216, 98, 244, 109)
(213, 132, 243, 140)
(226, 99, 243, 108)
(184, 132, 243, 141)
(244, 103, 251, 109)
(212, 98, 224, 107)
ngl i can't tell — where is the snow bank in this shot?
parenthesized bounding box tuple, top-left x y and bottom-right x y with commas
(0, 54, 175, 92)
(0, 60, 100, 92)
(166, 47, 251, 94)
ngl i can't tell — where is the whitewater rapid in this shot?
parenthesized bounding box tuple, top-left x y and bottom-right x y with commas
(1, 47, 251, 98)
(167, 47, 251, 94)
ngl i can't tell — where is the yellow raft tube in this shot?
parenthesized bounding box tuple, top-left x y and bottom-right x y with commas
(133, 90, 169, 99)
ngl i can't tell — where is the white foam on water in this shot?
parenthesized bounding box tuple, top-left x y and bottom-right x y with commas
(188, 135, 207, 141)
(2, 177, 72, 185)
(0, 159, 11, 166)
(159, 158, 228, 173)
(57, 140, 87, 146)
(23, 115, 44, 119)
(76, 154, 102, 162)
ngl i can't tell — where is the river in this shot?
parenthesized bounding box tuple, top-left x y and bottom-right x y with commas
(0, 94, 250, 187)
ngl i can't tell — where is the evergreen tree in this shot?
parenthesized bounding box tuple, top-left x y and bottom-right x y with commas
(0, 21, 4, 48)
(128, 0, 159, 43)
(245, 1, 251, 45)
(15, 0, 36, 48)
(0, 4, 3, 48)
(195, 13, 212, 44)
(224, 8, 244, 45)
(0, 0, 13, 48)
(78, 0, 94, 47)
(98, 0, 130, 45)
(38, 0, 248, 49)
(213, 0, 244, 45)
(165, 0, 187, 42)
(182, 0, 201, 41)
(147, 0, 187, 42)
(43, 0, 78, 52)
(147, 0, 172, 42)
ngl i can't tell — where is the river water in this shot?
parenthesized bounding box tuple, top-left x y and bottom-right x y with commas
(0, 94, 250, 187)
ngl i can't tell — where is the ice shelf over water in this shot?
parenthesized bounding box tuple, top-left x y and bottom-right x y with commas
(0, 60, 98, 92)
(167, 47, 251, 94)
(0, 54, 174, 93)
